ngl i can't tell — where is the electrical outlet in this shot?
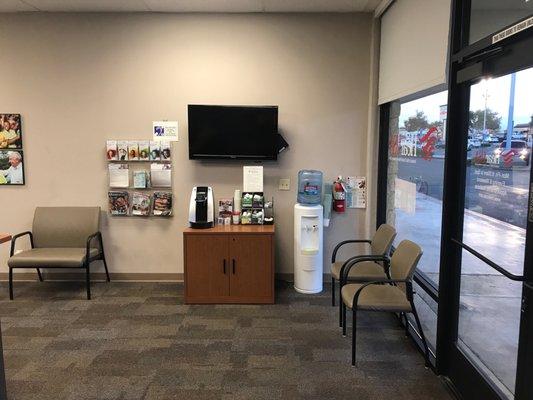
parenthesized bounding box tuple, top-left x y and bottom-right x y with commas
(279, 178, 290, 191)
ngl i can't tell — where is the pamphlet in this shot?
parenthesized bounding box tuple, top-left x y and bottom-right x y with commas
(160, 141, 171, 161)
(149, 141, 160, 160)
(132, 192, 151, 216)
(108, 163, 129, 188)
(117, 140, 128, 161)
(106, 140, 117, 160)
(150, 163, 172, 187)
(128, 141, 139, 161)
(133, 170, 148, 189)
(108, 191, 130, 215)
(153, 191, 173, 216)
(139, 141, 150, 161)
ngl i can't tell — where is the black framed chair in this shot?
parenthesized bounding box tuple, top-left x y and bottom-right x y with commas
(340, 239, 430, 367)
(7, 207, 110, 300)
(330, 224, 397, 308)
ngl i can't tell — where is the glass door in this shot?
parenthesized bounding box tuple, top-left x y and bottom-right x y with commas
(440, 31, 533, 400)
(455, 68, 532, 399)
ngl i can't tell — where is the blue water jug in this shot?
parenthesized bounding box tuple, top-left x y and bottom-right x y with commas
(297, 170, 323, 205)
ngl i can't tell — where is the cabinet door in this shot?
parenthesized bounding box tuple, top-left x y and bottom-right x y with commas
(229, 235, 273, 301)
(185, 235, 229, 300)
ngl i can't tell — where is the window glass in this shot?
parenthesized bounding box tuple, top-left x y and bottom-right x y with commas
(385, 90, 448, 349)
(469, 1, 533, 44)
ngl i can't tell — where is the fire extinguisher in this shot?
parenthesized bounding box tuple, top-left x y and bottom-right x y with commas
(333, 176, 346, 213)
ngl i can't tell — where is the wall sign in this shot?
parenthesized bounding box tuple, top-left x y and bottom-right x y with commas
(153, 120, 178, 142)
(492, 16, 533, 44)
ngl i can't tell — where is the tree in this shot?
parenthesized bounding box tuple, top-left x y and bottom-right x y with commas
(469, 108, 501, 131)
(403, 111, 429, 132)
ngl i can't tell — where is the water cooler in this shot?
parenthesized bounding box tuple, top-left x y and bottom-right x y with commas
(294, 170, 324, 294)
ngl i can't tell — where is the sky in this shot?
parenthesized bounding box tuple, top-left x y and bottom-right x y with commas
(399, 67, 533, 130)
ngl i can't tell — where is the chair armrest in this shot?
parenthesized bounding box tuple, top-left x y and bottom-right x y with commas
(340, 255, 389, 285)
(86, 231, 103, 261)
(331, 239, 372, 263)
(10, 231, 33, 257)
(352, 278, 411, 308)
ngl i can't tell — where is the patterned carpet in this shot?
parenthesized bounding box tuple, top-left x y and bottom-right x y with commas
(0, 281, 453, 400)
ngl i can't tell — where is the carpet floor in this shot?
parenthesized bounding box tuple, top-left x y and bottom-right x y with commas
(0, 281, 453, 400)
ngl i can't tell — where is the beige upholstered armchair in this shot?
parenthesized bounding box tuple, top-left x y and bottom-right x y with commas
(340, 239, 430, 367)
(330, 224, 397, 310)
(7, 207, 110, 300)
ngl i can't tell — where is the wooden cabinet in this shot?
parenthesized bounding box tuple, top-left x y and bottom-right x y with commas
(183, 225, 274, 304)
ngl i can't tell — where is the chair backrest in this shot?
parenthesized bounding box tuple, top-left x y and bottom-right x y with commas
(32, 207, 100, 248)
(390, 240, 423, 280)
(370, 224, 397, 256)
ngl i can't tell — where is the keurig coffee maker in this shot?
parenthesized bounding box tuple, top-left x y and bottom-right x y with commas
(189, 186, 214, 228)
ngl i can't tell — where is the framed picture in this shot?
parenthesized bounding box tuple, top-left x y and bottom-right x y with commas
(0, 150, 25, 185)
(0, 114, 22, 149)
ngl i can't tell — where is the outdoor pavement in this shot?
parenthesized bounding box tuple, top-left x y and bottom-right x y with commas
(395, 192, 525, 395)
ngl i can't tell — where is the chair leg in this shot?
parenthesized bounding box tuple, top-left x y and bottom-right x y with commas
(339, 294, 343, 327)
(352, 307, 357, 366)
(85, 265, 91, 300)
(411, 303, 430, 368)
(331, 277, 335, 307)
(9, 268, 13, 300)
(102, 255, 110, 282)
(342, 302, 347, 336)
(36, 268, 43, 282)
(404, 313, 409, 337)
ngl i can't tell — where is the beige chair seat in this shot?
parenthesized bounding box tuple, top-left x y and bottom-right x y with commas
(8, 248, 99, 268)
(331, 261, 387, 281)
(341, 283, 412, 312)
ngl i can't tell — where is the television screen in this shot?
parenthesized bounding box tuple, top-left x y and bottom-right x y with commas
(188, 105, 279, 160)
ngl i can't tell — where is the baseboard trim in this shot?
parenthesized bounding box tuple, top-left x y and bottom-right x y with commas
(0, 272, 184, 282)
(0, 272, 330, 283)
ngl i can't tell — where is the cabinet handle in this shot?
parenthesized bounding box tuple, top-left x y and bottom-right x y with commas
(232, 259, 236, 274)
(223, 259, 226, 274)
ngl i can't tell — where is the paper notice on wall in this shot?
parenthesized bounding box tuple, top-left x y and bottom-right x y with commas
(395, 178, 416, 214)
(153, 120, 178, 142)
(243, 166, 263, 192)
(346, 176, 367, 209)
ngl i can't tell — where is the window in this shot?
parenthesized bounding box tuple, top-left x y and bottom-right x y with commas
(385, 90, 448, 349)
(469, 0, 533, 44)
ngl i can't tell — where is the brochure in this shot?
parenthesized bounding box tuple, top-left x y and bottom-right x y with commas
(139, 140, 150, 161)
(133, 170, 148, 189)
(108, 191, 129, 215)
(160, 141, 171, 161)
(117, 140, 128, 161)
(106, 140, 117, 160)
(150, 163, 171, 187)
(108, 163, 129, 188)
(128, 141, 139, 161)
(149, 141, 160, 161)
(153, 192, 172, 216)
(132, 192, 151, 216)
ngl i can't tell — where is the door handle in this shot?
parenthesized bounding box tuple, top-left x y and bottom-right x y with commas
(223, 259, 226, 274)
(232, 259, 236, 274)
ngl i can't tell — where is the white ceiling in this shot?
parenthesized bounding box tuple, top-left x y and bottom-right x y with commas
(0, 0, 383, 13)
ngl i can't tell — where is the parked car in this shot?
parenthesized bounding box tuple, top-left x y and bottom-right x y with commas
(467, 138, 481, 150)
(494, 140, 530, 165)
(486, 135, 500, 143)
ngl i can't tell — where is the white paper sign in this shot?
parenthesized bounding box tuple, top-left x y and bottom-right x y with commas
(153, 120, 178, 142)
(243, 166, 263, 192)
(347, 176, 367, 209)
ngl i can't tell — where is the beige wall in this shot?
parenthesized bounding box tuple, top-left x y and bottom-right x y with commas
(0, 12, 373, 278)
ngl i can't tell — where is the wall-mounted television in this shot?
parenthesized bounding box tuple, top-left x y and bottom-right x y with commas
(188, 105, 285, 160)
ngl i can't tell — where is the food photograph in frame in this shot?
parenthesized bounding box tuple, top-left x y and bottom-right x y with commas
(0, 150, 25, 185)
(0, 114, 22, 149)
